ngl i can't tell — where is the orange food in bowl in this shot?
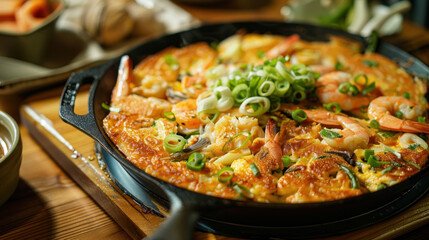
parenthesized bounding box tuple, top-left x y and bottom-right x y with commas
(0, 0, 59, 33)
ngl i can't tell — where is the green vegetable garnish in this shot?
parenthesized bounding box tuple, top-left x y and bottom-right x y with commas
(250, 163, 260, 176)
(217, 167, 234, 182)
(291, 109, 307, 123)
(186, 152, 206, 171)
(320, 128, 343, 139)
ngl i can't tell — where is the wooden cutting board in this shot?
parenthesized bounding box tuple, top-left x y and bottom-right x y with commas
(20, 88, 429, 240)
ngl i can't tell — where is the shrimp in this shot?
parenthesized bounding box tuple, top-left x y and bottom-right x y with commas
(320, 114, 370, 151)
(254, 119, 283, 173)
(171, 99, 203, 134)
(315, 71, 373, 111)
(265, 34, 300, 60)
(111, 55, 171, 118)
(368, 96, 429, 133)
(15, 0, 51, 32)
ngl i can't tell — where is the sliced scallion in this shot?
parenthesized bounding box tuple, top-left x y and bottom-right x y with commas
(323, 103, 341, 114)
(402, 92, 411, 100)
(164, 134, 187, 153)
(250, 163, 260, 176)
(164, 54, 179, 70)
(164, 112, 176, 121)
(369, 119, 380, 129)
(362, 59, 378, 68)
(222, 132, 251, 153)
(403, 159, 421, 169)
(337, 163, 359, 189)
(186, 152, 206, 171)
(102, 103, 120, 113)
(291, 109, 307, 123)
(282, 155, 292, 167)
(233, 183, 254, 199)
(320, 128, 343, 139)
(361, 82, 375, 95)
(198, 109, 219, 123)
(395, 111, 403, 119)
(217, 167, 234, 182)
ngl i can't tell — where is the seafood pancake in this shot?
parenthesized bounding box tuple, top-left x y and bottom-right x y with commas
(103, 33, 429, 203)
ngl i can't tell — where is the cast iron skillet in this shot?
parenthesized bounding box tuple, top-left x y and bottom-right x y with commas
(59, 22, 429, 239)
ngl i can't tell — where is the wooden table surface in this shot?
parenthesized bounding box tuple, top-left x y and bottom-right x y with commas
(1, 0, 429, 239)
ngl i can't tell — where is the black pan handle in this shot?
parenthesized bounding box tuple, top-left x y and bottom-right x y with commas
(146, 189, 200, 240)
(59, 64, 111, 147)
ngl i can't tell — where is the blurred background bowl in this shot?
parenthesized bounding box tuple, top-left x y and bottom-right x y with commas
(0, 111, 22, 206)
(0, 0, 65, 65)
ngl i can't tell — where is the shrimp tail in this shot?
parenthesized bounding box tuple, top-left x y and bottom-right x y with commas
(399, 121, 429, 134)
(112, 55, 134, 103)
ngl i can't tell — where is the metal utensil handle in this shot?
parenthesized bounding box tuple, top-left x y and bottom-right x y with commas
(146, 189, 200, 240)
(59, 64, 110, 146)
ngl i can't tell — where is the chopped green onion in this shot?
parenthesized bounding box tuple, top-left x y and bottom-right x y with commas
(323, 103, 341, 114)
(163, 133, 187, 153)
(384, 145, 401, 159)
(335, 61, 344, 70)
(365, 31, 378, 53)
(222, 132, 251, 153)
(101, 103, 120, 113)
(164, 54, 179, 70)
(349, 85, 360, 96)
(250, 163, 260, 176)
(185, 130, 200, 139)
(291, 109, 307, 123)
(382, 161, 402, 174)
(337, 163, 359, 189)
(282, 155, 292, 167)
(256, 50, 265, 59)
(418, 116, 426, 123)
(164, 112, 176, 121)
(239, 96, 270, 116)
(353, 74, 369, 87)
(210, 41, 219, 50)
(403, 159, 421, 169)
(338, 82, 351, 94)
(362, 59, 378, 68)
(382, 165, 395, 174)
(369, 119, 380, 129)
(231, 84, 249, 103)
(408, 144, 421, 150)
(186, 152, 206, 171)
(258, 81, 275, 96)
(360, 105, 368, 113)
(293, 90, 306, 102)
(377, 183, 387, 190)
(316, 155, 330, 159)
(378, 131, 397, 138)
(274, 80, 290, 96)
(395, 111, 403, 119)
(217, 167, 234, 182)
(233, 183, 254, 199)
(320, 128, 343, 139)
(198, 109, 219, 123)
(213, 86, 234, 112)
(361, 82, 375, 95)
(402, 92, 411, 100)
(364, 149, 374, 161)
(367, 155, 390, 168)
